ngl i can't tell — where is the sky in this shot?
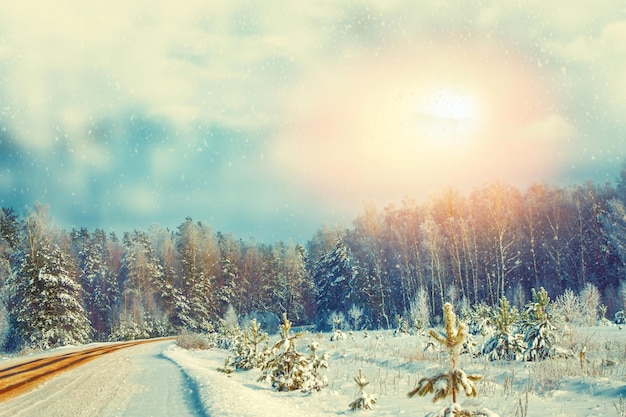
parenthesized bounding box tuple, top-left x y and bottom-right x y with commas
(0, 1, 625, 243)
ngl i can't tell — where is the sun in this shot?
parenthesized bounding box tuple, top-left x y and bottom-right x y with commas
(425, 90, 478, 121)
(274, 38, 562, 205)
(415, 88, 482, 148)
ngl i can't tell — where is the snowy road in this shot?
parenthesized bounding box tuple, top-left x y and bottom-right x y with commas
(0, 340, 204, 417)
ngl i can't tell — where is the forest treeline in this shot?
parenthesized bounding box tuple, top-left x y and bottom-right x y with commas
(1, 167, 626, 351)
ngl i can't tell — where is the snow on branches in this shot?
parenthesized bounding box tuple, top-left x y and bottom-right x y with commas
(409, 302, 494, 417)
(349, 368, 377, 410)
(258, 313, 328, 392)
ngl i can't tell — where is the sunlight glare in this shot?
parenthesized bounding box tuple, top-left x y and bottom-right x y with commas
(425, 90, 478, 121)
(416, 89, 482, 148)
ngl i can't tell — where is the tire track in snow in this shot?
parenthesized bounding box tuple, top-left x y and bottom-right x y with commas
(158, 352, 210, 417)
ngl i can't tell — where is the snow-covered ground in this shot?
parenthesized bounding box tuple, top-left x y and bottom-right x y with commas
(163, 326, 626, 417)
(1, 326, 626, 416)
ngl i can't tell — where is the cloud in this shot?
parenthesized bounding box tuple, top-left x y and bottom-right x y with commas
(516, 114, 577, 144)
(0, 0, 625, 241)
(0, 0, 308, 154)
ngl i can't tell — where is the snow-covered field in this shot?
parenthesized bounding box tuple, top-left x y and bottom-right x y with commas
(164, 326, 626, 417)
(1, 326, 625, 416)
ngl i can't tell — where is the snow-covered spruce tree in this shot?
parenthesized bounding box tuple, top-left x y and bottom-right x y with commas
(0, 208, 19, 346)
(109, 311, 149, 341)
(175, 218, 217, 333)
(73, 228, 119, 341)
(116, 230, 169, 339)
(312, 237, 357, 331)
(349, 368, 377, 410)
(231, 318, 269, 370)
(482, 296, 525, 361)
(259, 313, 328, 392)
(408, 303, 492, 417)
(523, 287, 570, 361)
(7, 208, 91, 351)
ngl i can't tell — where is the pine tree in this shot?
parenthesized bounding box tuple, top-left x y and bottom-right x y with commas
(482, 296, 525, 361)
(176, 218, 216, 333)
(217, 304, 241, 350)
(231, 318, 269, 370)
(152, 227, 187, 333)
(7, 208, 91, 350)
(258, 313, 328, 392)
(258, 313, 306, 391)
(215, 232, 240, 315)
(312, 237, 357, 330)
(74, 229, 119, 340)
(0, 208, 19, 283)
(302, 341, 329, 392)
(328, 311, 346, 341)
(348, 304, 364, 331)
(116, 230, 165, 338)
(408, 303, 486, 417)
(278, 243, 309, 324)
(349, 368, 377, 410)
(523, 287, 570, 361)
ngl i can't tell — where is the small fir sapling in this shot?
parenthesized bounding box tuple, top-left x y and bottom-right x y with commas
(394, 314, 410, 336)
(217, 355, 234, 375)
(217, 305, 242, 350)
(482, 296, 526, 361)
(349, 368, 377, 411)
(599, 305, 611, 326)
(408, 303, 489, 417)
(259, 313, 305, 390)
(466, 303, 494, 338)
(231, 318, 269, 370)
(302, 341, 329, 392)
(259, 313, 328, 392)
(329, 311, 346, 341)
(523, 287, 570, 361)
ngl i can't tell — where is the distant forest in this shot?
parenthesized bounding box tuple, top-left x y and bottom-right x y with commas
(1, 166, 626, 351)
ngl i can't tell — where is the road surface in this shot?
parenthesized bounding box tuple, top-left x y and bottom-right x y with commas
(0, 340, 206, 417)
